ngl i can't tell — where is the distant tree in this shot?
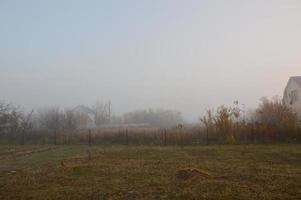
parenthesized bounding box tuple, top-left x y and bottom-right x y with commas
(214, 105, 235, 143)
(63, 109, 80, 130)
(20, 110, 34, 145)
(200, 109, 214, 144)
(38, 107, 63, 145)
(124, 108, 183, 127)
(0, 102, 23, 134)
(92, 101, 111, 126)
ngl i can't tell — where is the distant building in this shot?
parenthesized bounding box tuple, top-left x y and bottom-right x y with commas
(283, 76, 301, 118)
(72, 105, 96, 129)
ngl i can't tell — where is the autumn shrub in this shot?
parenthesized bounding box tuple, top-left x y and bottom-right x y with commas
(254, 97, 300, 142)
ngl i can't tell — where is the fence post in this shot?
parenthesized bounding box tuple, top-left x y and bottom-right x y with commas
(125, 129, 128, 145)
(88, 129, 91, 146)
(298, 126, 301, 142)
(54, 129, 57, 145)
(102, 131, 107, 153)
(178, 124, 183, 148)
(164, 128, 167, 146)
(206, 127, 209, 145)
(21, 129, 25, 145)
(251, 123, 255, 143)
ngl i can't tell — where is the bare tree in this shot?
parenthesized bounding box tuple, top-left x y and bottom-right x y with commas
(92, 101, 111, 126)
(20, 110, 34, 145)
(200, 109, 214, 145)
(38, 107, 63, 145)
(63, 109, 80, 130)
(0, 102, 23, 136)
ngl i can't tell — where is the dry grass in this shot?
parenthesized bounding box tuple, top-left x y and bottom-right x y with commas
(0, 144, 300, 199)
(176, 168, 211, 180)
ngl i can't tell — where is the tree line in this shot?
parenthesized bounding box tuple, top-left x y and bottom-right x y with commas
(0, 97, 300, 145)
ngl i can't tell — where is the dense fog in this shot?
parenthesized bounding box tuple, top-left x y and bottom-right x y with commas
(1, 1, 301, 122)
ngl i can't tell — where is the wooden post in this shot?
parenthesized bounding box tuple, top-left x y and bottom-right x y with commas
(251, 123, 255, 143)
(125, 129, 128, 145)
(21, 109, 33, 145)
(102, 131, 107, 154)
(177, 124, 183, 148)
(21, 129, 25, 145)
(180, 129, 183, 148)
(164, 128, 167, 146)
(54, 129, 57, 145)
(88, 129, 91, 146)
(206, 127, 209, 145)
(297, 127, 301, 142)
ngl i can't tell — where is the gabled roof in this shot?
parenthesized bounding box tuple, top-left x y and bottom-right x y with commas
(289, 76, 301, 87)
(72, 105, 94, 114)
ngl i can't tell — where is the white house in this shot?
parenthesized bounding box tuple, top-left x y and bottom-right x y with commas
(283, 76, 301, 118)
(72, 105, 96, 129)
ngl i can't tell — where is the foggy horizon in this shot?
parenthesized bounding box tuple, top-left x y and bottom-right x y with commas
(1, 0, 301, 122)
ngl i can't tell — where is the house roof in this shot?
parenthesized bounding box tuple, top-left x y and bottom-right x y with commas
(290, 76, 301, 87)
(72, 105, 94, 114)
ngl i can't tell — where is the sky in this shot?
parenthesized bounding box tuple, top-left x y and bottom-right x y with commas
(0, 0, 301, 122)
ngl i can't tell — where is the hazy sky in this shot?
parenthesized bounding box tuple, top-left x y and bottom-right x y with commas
(1, 0, 301, 122)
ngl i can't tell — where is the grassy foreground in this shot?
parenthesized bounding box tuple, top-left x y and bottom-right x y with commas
(0, 144, 300, 200)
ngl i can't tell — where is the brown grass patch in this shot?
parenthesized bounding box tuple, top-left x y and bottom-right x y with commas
(176, 168, 211, 180)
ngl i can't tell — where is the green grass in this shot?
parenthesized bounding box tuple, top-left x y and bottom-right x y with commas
(0, 144, 300, 200)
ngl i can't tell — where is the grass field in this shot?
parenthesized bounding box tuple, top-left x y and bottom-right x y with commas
(0, 144, 300, 200)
